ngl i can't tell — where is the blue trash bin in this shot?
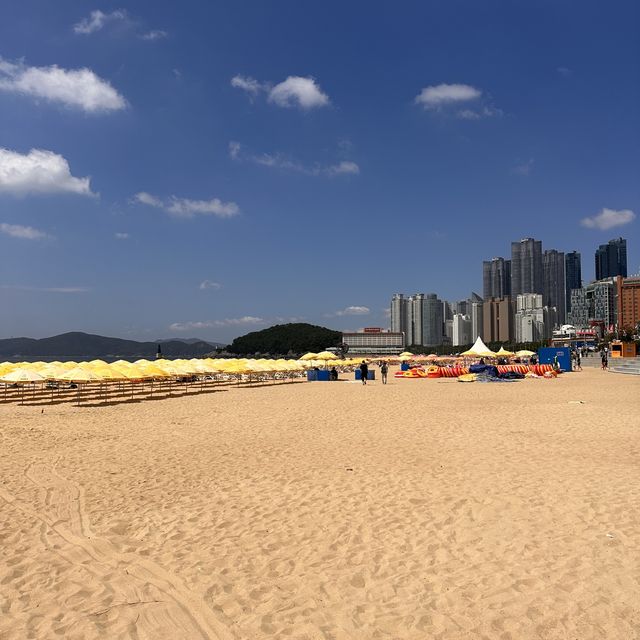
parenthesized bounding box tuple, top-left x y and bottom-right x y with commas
(354, 370, 375, 381)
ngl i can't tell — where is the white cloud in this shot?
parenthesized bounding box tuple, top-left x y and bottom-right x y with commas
(557, 66, 572, 76)
(335, 306, 370, 316)
(141, 30, 168, 41)
(0, 222, 48, 240)
(231, 74, 330, 109)
(1, 285, 89, 293)
(167, 198, 239, 218)
(222, 316, 263, 326)
(268, 76, 330, 109)
(581, 208, 636, 231)
(230, 74, 264, 96)
(326, 161, 360, 176)
(0, 57, 126, 113)
(132, 192, 239, 218)
(199, 280, 221, 290)
(457, 106, 502, 120)
(456, 109, 481, 120)
(512, 158, 534, 176)
(132, 191, 163, 207)
(73, 9, 128, 34)
(114, 232, 129, 239)
(415, 83, 500, 119)
(169, 316, 263, 331)
(0, 148, 95, 197)
(415, 83, 482, 108)
(228, 141, 242, 160)
(230, 142, 359, 177)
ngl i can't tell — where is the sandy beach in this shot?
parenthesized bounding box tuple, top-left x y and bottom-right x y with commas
(1, 367, 639, 639)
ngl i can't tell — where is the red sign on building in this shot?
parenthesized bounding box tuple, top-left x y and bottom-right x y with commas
(363, 327, 383, 333)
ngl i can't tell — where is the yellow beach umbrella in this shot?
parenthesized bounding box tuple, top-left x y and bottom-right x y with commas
(299, 352, 318, 361)
(315, 351, 338, 360)
(399, 351, 414, 357)
(516, 349, 536, 357)
(57, 367, 103, 382)
(0, 368, 45, 383)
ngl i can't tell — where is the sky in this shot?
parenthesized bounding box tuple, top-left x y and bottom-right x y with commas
(0, 0, 638, 343)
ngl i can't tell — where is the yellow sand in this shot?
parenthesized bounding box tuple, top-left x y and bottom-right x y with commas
(1, 368, 639, 639)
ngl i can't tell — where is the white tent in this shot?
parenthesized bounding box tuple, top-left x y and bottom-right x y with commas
(461, 336, 496, 357)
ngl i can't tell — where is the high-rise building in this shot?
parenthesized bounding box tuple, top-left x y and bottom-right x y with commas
(616, 276, 640, 332)
(482, 297, 514, 343)
(390, 294, 407, 337)
(452, 314, 472, 346)
(405, 294, 424, 346)
(543, 249, 566, 324)
(442, 300, 453, 322)
(483, 257, 511, 299)
(514, 294, 556, 342)
(511, 238, 543, 297)
(422, 293, 444, 346)
(471, 300, 484, 342)
(565, 251, 582, 315)
(568, 279, 618, 329)
(595, 237, 627, 280)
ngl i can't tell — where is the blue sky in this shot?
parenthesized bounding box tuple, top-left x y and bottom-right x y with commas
(0, 0, 638, 342)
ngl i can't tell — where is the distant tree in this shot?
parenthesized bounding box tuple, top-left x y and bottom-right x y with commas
(227, 323, 342, 356)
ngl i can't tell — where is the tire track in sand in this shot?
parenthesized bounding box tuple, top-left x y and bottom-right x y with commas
(0, 461, 233, 640)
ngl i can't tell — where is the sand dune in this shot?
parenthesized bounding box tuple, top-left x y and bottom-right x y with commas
(1, 368, 639, 639)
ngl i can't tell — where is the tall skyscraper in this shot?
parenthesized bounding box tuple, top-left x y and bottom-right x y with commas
(483, 257, 511, 299)
(390, 294, 407, 336)
(511, 238, 543, 297)
(452, 314, 472, 346)
(482, 297, 514, 343)
(565, 251, 582, 314)
(595, 237, 627, 280)
(471, 300, 484, 341)
(422, 294, 444, 346)
(410, 293, 424, 346)
(543, 249, 565, 324)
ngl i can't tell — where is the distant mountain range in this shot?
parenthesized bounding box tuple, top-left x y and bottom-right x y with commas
(0, 332, 225, 359)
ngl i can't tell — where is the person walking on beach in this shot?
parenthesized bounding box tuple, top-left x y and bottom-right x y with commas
(359, 360, 369, 385)
(601, 350, 608, 370)
(380, 361, 388, 385)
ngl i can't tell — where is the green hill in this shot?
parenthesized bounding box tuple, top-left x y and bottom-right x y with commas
(0, 332, 215, 359)
(228, 323, 342, 356)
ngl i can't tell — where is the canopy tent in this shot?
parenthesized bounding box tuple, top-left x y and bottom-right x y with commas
(460, 336, 496, 357)
(496, 346, 514, 357)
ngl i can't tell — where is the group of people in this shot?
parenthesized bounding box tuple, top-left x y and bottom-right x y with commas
(358, 360, 389, 385)
(571, 349, 582, 371)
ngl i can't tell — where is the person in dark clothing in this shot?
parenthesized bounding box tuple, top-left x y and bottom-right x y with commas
(359, 360, 369, 385)
(380, 361, 388, 384)
(601, 351, 608, 370)
(330, 367, 338, 381)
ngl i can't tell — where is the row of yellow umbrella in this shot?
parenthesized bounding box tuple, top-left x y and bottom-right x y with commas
(0, 355, 364, 385)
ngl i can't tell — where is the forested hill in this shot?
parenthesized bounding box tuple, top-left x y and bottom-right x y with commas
(0, 332, 216, 358)
(228, 323, 342, 356)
